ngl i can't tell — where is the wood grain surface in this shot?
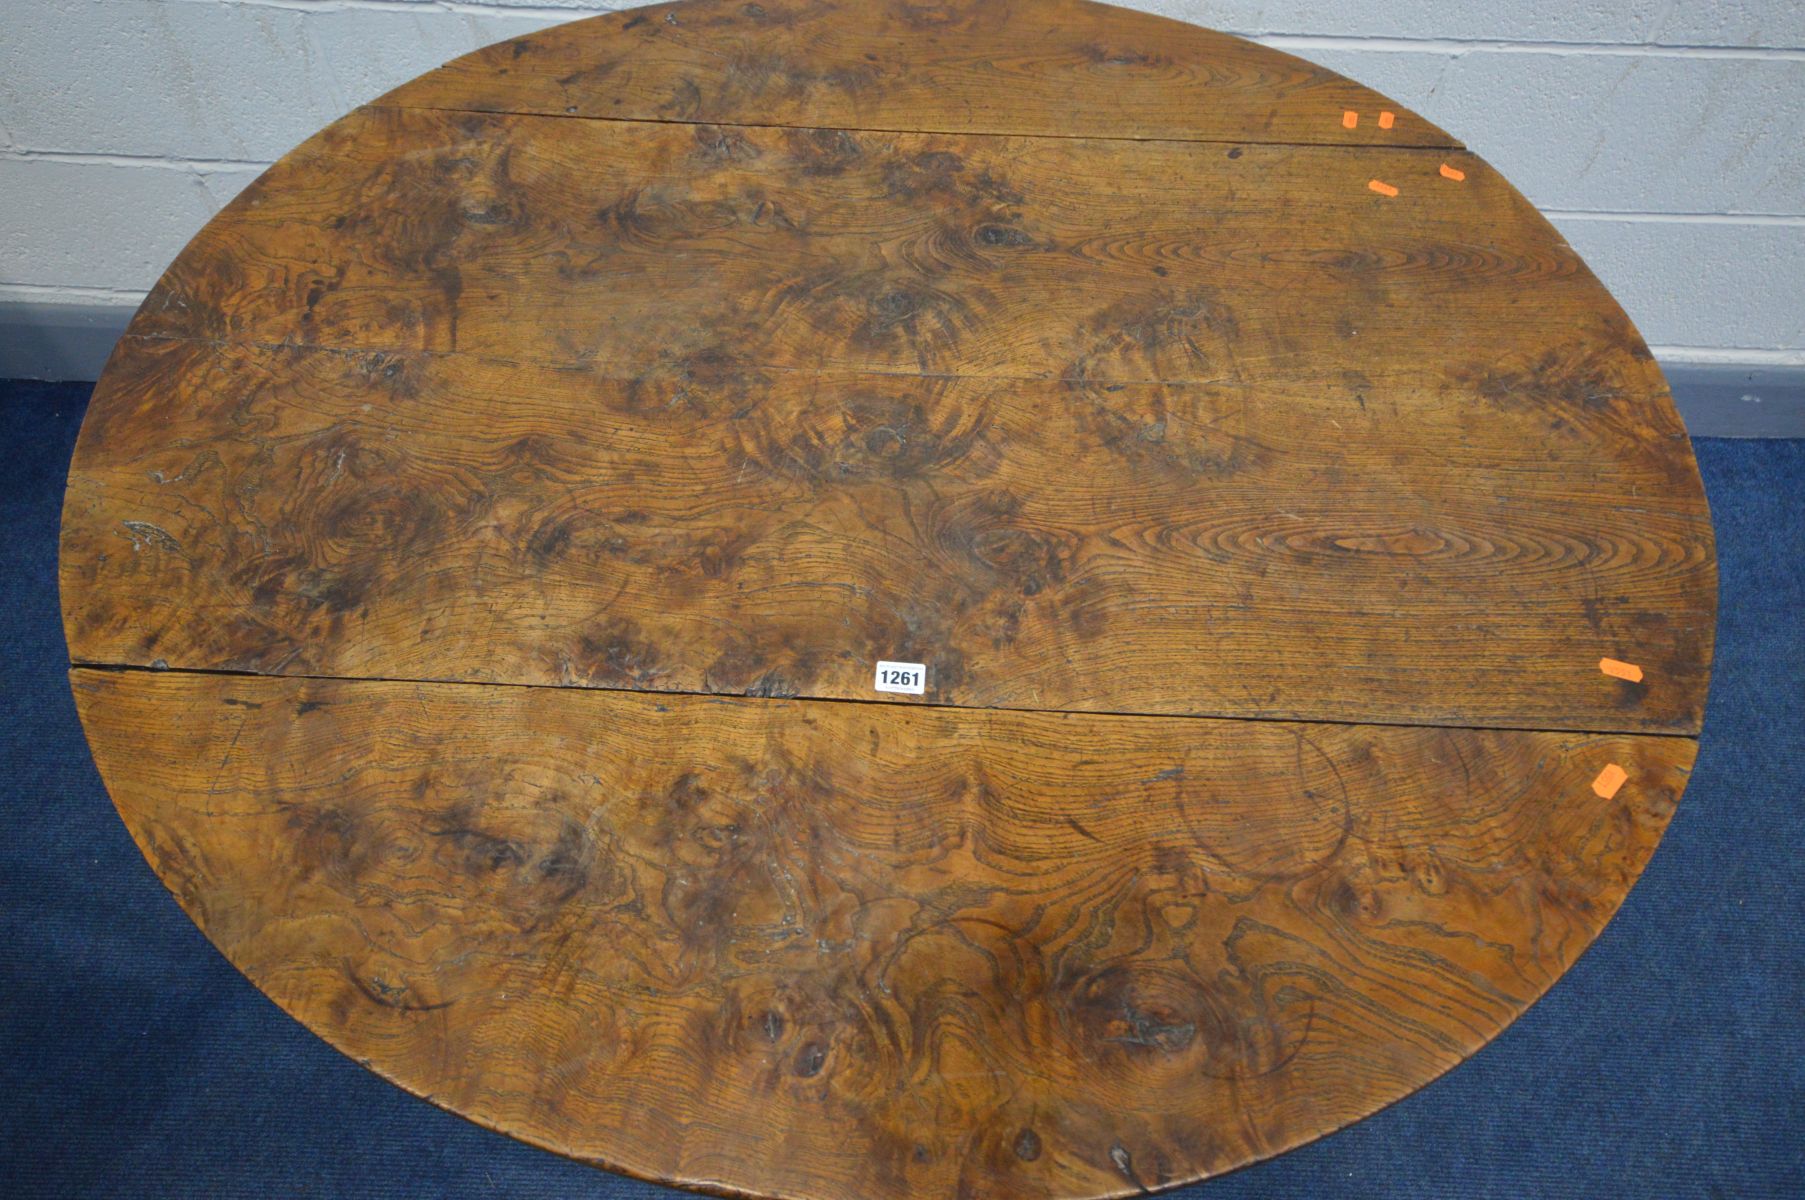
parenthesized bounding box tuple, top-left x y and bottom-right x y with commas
(59, 1, 1716, 1195)
(63, 334, 1712, 730)
(128, 106, 1571, 382)
(76, 667, 1691, 1198)
(379, 0, 1459, 147)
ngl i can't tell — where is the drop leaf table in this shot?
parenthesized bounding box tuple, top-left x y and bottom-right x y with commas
(60, 2, 1715, 1197)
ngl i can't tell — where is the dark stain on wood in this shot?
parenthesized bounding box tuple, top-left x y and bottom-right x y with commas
(65, 335, 1713, 731)
(74, 669, 1695, 1199)
(60, 4, 1714, 1198)
(377, 0, 1462, 148)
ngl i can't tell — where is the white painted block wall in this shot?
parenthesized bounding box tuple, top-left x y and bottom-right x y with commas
(2, 0, 1801, 366)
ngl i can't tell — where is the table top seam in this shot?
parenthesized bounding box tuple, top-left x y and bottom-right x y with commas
(367, 101, 1468, 153)
(66, 661, 1704, 742)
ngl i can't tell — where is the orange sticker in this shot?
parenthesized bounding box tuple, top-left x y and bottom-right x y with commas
(1599, 657, 1645, 683)
(1342, 110, 1359, 129)
(1592, 764, 1629, 800)
(1439, 163, 1467, 182)
(1367, 179, 1398, 197)
(1378, 111, 1396, 129)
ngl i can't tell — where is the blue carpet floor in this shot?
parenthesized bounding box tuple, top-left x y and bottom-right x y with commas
(2, 379, 1799, 1198)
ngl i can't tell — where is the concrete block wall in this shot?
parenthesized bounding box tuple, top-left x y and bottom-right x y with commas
(3, 0, 1802, 382)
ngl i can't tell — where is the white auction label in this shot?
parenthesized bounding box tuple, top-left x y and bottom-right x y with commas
(873, 660, 926, 695)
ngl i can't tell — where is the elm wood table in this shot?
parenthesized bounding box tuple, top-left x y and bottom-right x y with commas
(60, 1, 1716, 1196)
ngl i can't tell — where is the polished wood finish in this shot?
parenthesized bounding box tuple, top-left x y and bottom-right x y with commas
(60, 2, 1715, 1196)
(77, 667, 1691, 1198)
(122, 107, 1545, 379)
(64, 334, 1710, 730)
(379, 0, 1459, 147)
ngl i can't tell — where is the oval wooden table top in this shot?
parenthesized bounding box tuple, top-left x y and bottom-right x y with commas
(61, 2, 1716, 1196)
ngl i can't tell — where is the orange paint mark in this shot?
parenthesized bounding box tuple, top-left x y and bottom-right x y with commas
(1378, 110, 1396, 129)
(1367, 179, 1398, 197)
(1342, 110, 1359, 129)
(1600, 657, 1645, 683)
(1439, 162, 1467, 182)
(1592, 763, 1629, 800)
